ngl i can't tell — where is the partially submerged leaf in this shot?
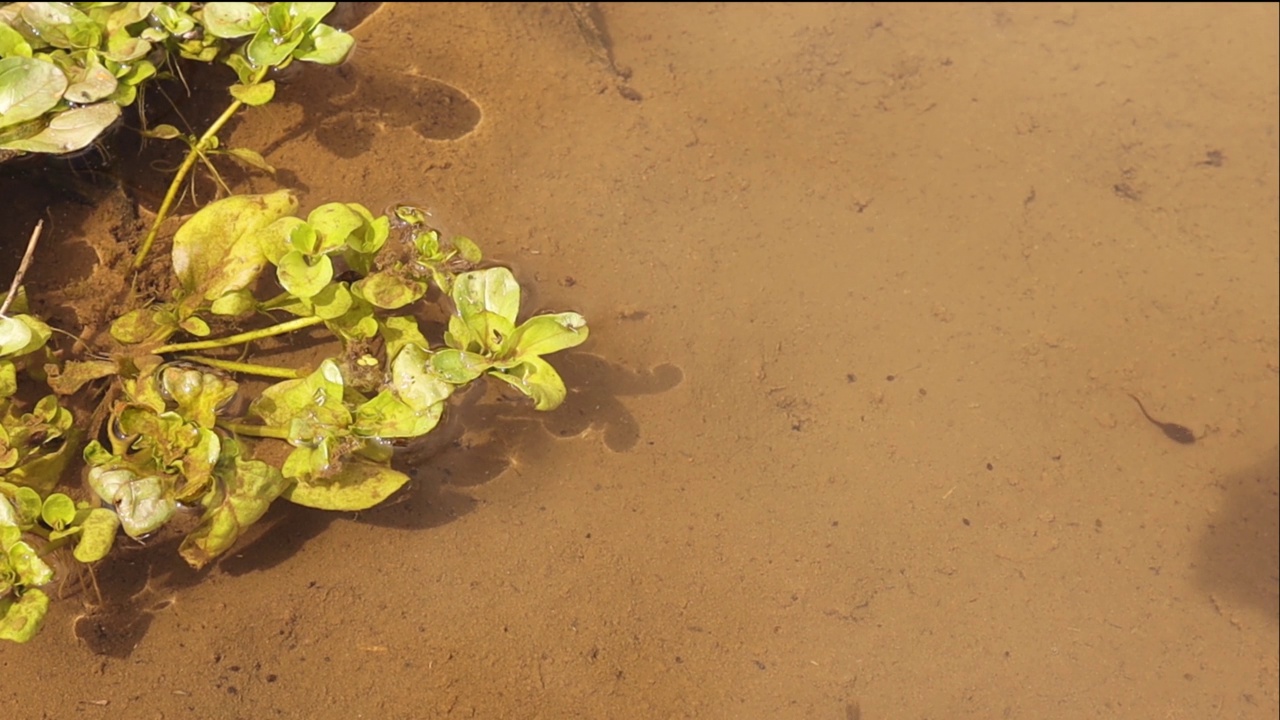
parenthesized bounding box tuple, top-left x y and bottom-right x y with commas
(353, 390, 442, 439)
(293, 23, 354, 65)
(354, 271, 426, 310)
(179, 457, 288, 570)
(430, 348, 490, 384)
(0, 588, 48, 643)
(39, 493, 75, 530)
(276, 250, 333, 299)
(72, 508, 119, 563)
(229, 79, 275, 106)
(0, 56, 66, 130)
(250, 359, 350, 440)
(158, 364, 238, 428)
(110, 305, 178, 345)
(0, 101, 120, 154)
(390, 344, 453, 412)
(45, 359, 117, 395)
(489, 356, 568, 411)
(87, 468, 176, 538)
(200, 1, 266, 39)
(172, 189, 298, 301)
(452, 267, 521, 325)
(504, 313, 589, 359)
(282, 461, 409, 511)
(379, 315, 429, 362)
(5, 535, 52, 587)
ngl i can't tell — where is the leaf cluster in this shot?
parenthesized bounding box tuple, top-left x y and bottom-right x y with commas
(0, 1, 353, 157)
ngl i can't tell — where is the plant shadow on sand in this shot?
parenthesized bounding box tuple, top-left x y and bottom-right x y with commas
(70, 352, 681, 656)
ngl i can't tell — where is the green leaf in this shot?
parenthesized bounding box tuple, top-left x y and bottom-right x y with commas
(110, 306, 177, 344)
(453, 267, 521, 325)
(379, 315, 429, 362)
(0, 101, 120, 154)
(0, 316, 32, 356)
(172, 190, 298, 301)
(39, 493, 75, 530)
(0, 23, 33, 59)
(178, 457, 288, 570)
(346, 209, 389, 254)
(246, 20, 305, 68)
(284, 2, 338, 29)
(308, 202, 364, 253)
(489, 356, 568, 411)
(391, 344, 453, 412)
(430, 348, 490, 384)
(87, 468, 176, 538)
(283, 461, 409, 511)
(224, 52, 257, 85)
(5, 426, 81, 497)
(179, 315, 210, 337)
(354, 271, 426, 310)
(175, 427, 220, 503)
(45, 359, 116, 395)
(277, 250, 333, 299)
(142, 123, 182, 140)
(0, 361, 13, 399)
(311, 281, 353, 320)
(72, 508, 119, 563)
(158, 363, 238, 428)
(6, 536, 53, 587)
(504, 313, 589, 360)
(250, 359, 350, 435)
(210, 288, 258, 317)
(104, 29, 151, 63)
(0, 588, 48, 643)
(12, 487, 41, 527)
(293, 23, 354, 65)
(229, 79, 275, 106)
(0, 494, 18, 527)
(63, 52, 117, 104)
(318, 291, 378, 342)
(464, 311, 516, 355)
(222, 146, 275, 173)
(353, 390, 441, 438)
(200, 2, 266, 39)
(149, 3, 195, 36)
(453, 235, 483, 264)
(281, 442, 330, 483)
(20, 2, 102, 48)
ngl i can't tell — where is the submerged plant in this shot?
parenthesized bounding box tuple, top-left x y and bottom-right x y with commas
(1, 191, 589, 642)
(1, 1, 589, 650)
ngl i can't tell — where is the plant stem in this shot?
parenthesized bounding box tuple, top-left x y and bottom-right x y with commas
(154, 315, 324, 354)
(0, 219, 44, 316)
(217, 419, 291, 440)
(132, 67, 270, 270)
(178, 355, 303, 379)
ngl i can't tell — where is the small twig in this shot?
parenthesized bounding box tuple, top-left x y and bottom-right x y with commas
(1, 219, 44, 316)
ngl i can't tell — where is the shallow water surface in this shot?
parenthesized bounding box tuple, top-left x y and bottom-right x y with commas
(2, 3, 1278, 718)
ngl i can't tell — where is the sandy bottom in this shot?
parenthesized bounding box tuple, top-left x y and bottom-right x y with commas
(1, 3, 1277, 719)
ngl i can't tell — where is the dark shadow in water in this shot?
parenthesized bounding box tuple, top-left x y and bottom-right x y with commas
(69, 532, 210, 658)
(1197, 445, 1280, 622)
(63, 351, 682, 653)
(259, 60, 482, 160)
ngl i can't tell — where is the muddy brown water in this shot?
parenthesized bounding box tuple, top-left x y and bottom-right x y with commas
(1, 4, 1277, 718)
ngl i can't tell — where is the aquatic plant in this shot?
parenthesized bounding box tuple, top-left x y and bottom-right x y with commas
(0, 3, 591, 643)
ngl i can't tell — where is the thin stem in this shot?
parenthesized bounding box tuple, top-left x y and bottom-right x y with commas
(178, 355, 302, 379)
(217, 419, 291, 440)
(132, 67, 270, 269)
(154, 314, 325, 354)
(1, 219, 44, 316)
